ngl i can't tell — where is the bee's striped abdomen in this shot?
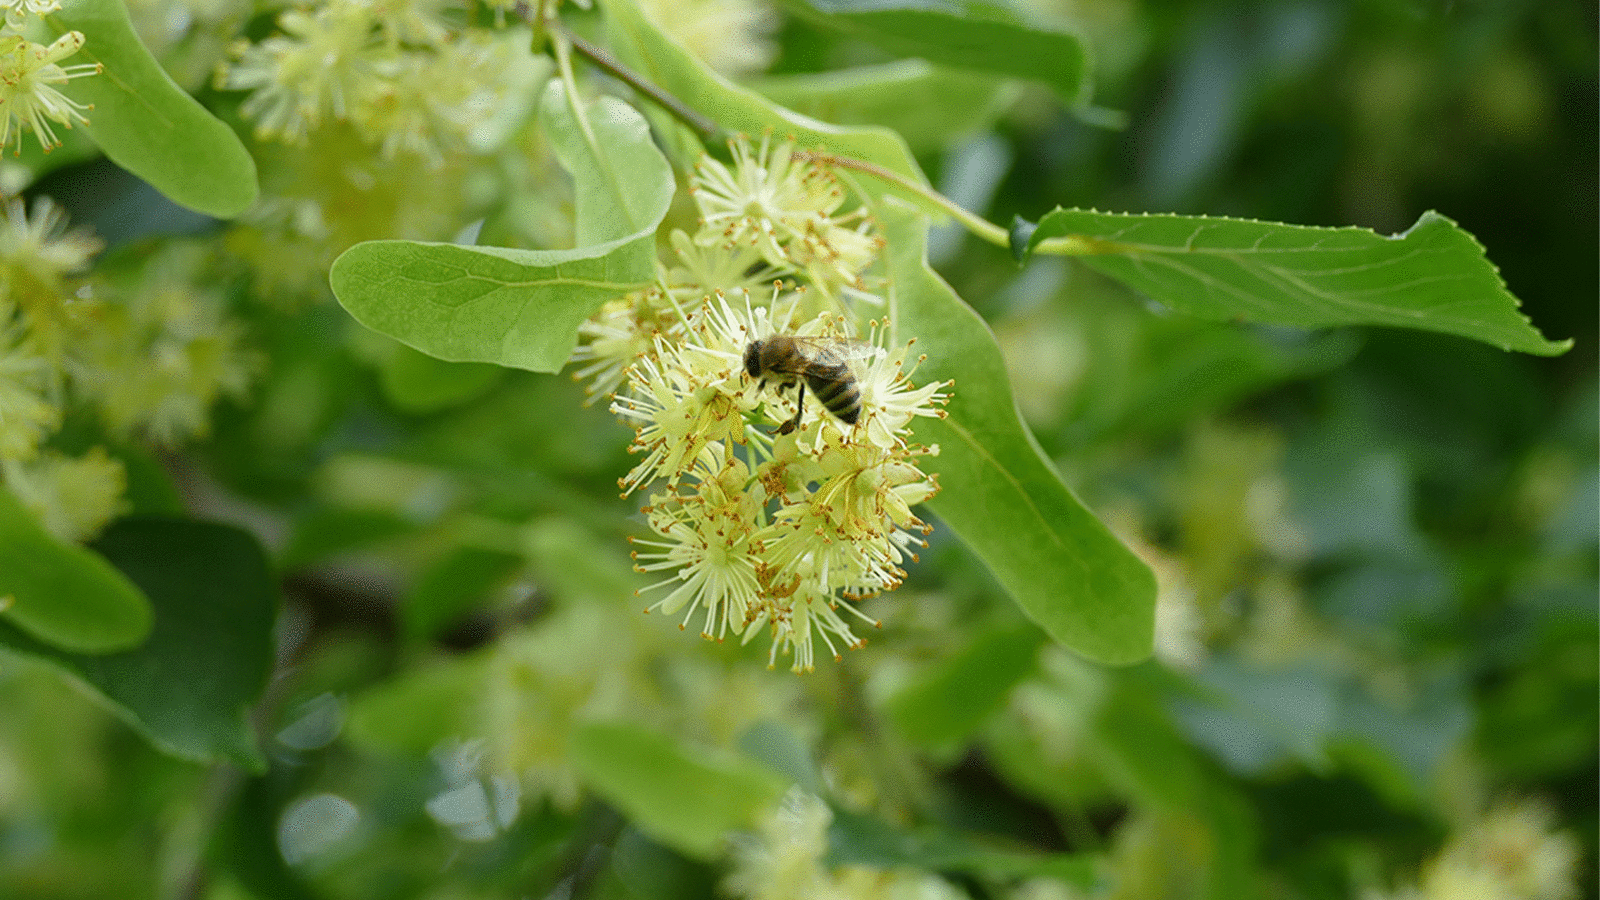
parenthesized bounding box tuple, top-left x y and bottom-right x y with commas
(805, 357, 861, 425)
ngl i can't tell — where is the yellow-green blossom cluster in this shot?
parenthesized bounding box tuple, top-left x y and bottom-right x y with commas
(0, 0, 103, 152)
(215, 0, 530, 165)
(0, 200, 253, 542)
(691, 134, 885, 297)
(724, 788, 968, 900)
(572, 138, 948, 672)
(1367, 799, 1581, 900)
(635, 0, 778, 77)
(0, 26, 100, 154)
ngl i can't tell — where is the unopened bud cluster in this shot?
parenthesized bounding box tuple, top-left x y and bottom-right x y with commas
(572, 136, 950, 671)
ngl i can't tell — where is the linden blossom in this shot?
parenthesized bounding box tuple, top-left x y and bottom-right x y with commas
(690, 135, 885, 294)
(0, 32, 100, 154)
(571, 136, 951, 672)
(611, 294, 948, 671)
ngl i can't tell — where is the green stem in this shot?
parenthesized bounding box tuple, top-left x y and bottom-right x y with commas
(559, 26, 728, 144)
(547, 25, 601, 152)
(796, 150, 1100, 257)
(799, 150, 1008, 246)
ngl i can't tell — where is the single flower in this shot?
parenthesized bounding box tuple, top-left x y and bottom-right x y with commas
(0, 32, 100, 154)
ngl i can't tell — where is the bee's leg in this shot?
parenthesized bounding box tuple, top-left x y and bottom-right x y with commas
(776, 381, 806, 435)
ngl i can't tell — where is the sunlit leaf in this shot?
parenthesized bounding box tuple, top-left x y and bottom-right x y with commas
(601, 0, 933, 195)
(778, 0, 1089, 105)
(0, 490, 151, 653)
(329, 81, 672, 371)
(749, 60, 1010, 152)
(50, 0, 258, 217)
(1021, 209, 1570, 355)
(571, 721, 787, 859)
(886, 203, 1158, 665)
(0, 518, 275, 769)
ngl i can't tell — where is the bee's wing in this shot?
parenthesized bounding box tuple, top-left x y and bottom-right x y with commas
(790, 335, 881, 365)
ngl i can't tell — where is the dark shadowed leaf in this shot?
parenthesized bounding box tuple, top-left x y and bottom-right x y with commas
(779, 0, 1089, 104)
(0, 517, 275, 769)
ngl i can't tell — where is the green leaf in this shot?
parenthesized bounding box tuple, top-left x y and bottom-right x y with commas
(1173, 657, 1470, 796)
(278, 508, 414, 571)
(49, 0, 259, 217)
(1023, 208, 1571, 356)
(116, 445, 188, 516)
(330, 240, 650, 372)
(1089, 670, 1210, 810)
(749, 60, 1011, 152)
(540, 82, 675, 249)
(377, 342, 505, 414)
(401, 547, 522, 642)
(886, 203, 1158, 665)
(0, 489, 151, 653)
(0, 517, 276, 769)
(737, 720, 825, 796)
(571, 721, 787, 859)
(886, 622, 1044, 748)
(1053, 298, 1358, 445)
(778, 0, 1089, 105)
(827, 808, 1096, 886)
(329, 82, 671, 372)
(601, 0, 932, 195)
(345, 655, 489, 754)
(1008, 215, 1038, 263)
(212, 777, 323, 900)
(1089, 671, 1262, 899)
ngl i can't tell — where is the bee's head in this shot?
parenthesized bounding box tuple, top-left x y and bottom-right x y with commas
(743, 340, 763, 378)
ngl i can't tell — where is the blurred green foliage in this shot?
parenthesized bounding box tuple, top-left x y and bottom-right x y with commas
(0, 1, 1593, 899)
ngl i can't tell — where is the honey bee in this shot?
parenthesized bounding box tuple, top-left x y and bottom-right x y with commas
(744, 335, 863, 435)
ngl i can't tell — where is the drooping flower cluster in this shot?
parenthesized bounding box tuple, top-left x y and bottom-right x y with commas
(215, 0, 535, 165)
(572, 137, 949, 672)
(634, 0, 779, 78)
(0, 199, 254, 542)
(1366, 798, 1581, 900)
(691, 135, 884, 296)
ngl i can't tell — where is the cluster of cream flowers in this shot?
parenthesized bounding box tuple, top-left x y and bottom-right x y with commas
(1366, 799, 1580, 900)
(572, 136, 949, 672)
(216, 0, 782, 161)
(0, 0, 100, 154)
(724, 788, 970, 900)
(0, 199, 253, 542)
(215, 0, 529, 163)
